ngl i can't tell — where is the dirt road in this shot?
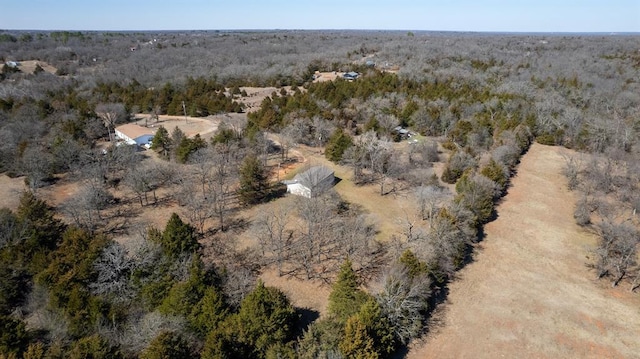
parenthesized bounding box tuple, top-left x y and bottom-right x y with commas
(408, 143, 640, 359)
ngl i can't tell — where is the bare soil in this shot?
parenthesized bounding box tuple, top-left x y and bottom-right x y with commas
(407, 143, 640, 359)
(16, 60, 57, 75)
(238, 87, 292, 113)
(0, 175, 27, 210)
(132, 114, 221, 139)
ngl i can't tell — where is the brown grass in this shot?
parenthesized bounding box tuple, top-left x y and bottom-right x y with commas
(0, 174, 27, 210)
(407, 143, 640, 359)
(16, 60, 57, 75)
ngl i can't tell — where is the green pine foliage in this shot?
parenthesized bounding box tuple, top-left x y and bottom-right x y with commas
(454, 172, 496, 226)
(175, 133, 207, 163)
(0, 315, 29, 357)
(150, 125, 172, 159)
(228, 281, 297, 358)
(328, 259, 370, 323)
(339, 299, 396, 359)
(197, 281, 298, 359)
(188, 287, 229, 336)
(140, 331, 192, 359)
(480, 158, 509, 193)
(68, 334, 122, 359)
(35, 227, 109, 337)
(238, 154, 269, 205)
(152, 213, 199, 258)
(93, 77, 243, 115)
(325, 128, 353, 163)
(398, 250, 429, 280)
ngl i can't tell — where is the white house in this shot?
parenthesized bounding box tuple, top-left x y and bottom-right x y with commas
(283, 166, 335, 198)
(114, 123, 155, 147)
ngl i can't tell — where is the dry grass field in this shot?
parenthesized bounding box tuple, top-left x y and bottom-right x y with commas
(0, 174, 27, 210)
(16, 60, 58, 75)
(407, 143, 640, 359)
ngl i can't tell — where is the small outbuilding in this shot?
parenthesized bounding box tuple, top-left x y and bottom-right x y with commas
(342, 71, 359, 80)
(114, 123, 155, 147)
(283, 166, 335, 198)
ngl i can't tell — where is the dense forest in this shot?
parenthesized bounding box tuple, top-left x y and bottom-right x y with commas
(0, 30, 638, 358)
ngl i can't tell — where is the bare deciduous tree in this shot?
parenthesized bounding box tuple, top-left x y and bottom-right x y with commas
(416, 185, 448, 224)
(96, 103, 127, 142)
(372, 263, 431, 344)
(593, 220, 639, 287)
(252, 202, 292, 276)
(90, 242, 136, 303)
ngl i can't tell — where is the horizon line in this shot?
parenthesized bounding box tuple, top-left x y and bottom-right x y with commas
(2, 28, 639, 35)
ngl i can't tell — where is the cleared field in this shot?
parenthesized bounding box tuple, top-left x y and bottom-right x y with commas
(408, 143, 640, 359)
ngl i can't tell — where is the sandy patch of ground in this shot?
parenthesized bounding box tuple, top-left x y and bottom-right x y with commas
(408, 143, 640, 359)
(312, 71, 343, 83)
(238, 86, 292, 113)
(16, 60, 57, 75)
(132, 114, 220, 139)
(0, 175, 27, 211)
(260, 268, 331, 317)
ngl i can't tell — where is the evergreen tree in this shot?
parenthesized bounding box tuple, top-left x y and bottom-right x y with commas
(339, 300, 396, 359)
(189, 287, 229, 336)
(339, 315, 378, 359)
(176, 133, 207, 163)
(231, 281, 297, 358)
(33, 63, 45, 75)
(398, 249, 429, 279)
(16, 191, 65, 273)
(157, 213, 199, 258)
(325, 128, 353, 163)
(35, 227, 109, 337)
(238, 154, 269, 205)
(68, 334, 122, 359)
(328, 259, 369, 322)
(150, 125, 172, 159)
(0, 315, 28, 357)
(140, 331, 191, 359)
(480, 158, 509, 193)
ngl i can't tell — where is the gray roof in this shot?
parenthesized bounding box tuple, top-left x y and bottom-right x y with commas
(286, 166, 334, 188)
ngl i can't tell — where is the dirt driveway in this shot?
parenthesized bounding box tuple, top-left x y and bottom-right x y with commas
(408, 143, 640, 359)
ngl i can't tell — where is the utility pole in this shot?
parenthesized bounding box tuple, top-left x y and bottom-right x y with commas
(182, 101, 188, 124)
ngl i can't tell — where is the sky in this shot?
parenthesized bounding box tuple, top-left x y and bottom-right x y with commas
(1, 0, 638, 33)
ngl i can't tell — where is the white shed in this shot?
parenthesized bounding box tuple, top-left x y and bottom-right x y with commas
(283, 166, 335, 198)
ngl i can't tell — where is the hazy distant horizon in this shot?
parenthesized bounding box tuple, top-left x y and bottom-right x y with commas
(2, 1, 638, 33)
(2, 29, 639, 37)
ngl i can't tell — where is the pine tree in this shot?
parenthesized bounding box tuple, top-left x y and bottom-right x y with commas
(231, 281, 297, 358)
(339, 300, 396, 358)
(238, 154, 268, 205)
(158, 213, 199, 257)
(189, 287, 229, 336)
(339, 315, 378, 359)
(150, 125, 172, 159)
(325, 128, 353, 163)
(328, 259, 369, 322)
(140, 331, 191, 359)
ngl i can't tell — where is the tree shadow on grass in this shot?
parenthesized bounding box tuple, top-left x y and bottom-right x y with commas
(294, 307, 320, 338)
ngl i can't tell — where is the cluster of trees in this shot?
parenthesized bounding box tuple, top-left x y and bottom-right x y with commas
(564, 153, 640, 290)
(252, 193, 381, 280)
(0, 192, 302, 358)
(93, 77, 244, 116)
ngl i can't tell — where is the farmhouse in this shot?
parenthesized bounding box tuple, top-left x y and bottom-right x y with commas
(283, 166, 335, 198)
(114, 123, 155, 147)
